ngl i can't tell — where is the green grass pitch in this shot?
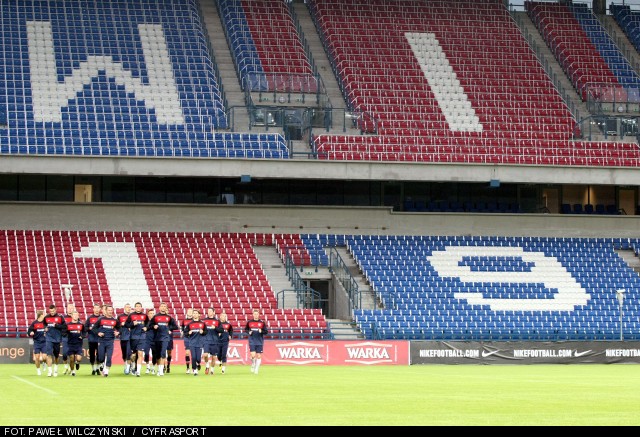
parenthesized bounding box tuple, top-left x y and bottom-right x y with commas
(1, 364, 639, 426)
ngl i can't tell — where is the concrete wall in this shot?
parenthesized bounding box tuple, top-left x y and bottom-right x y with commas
(331, 277, 352, 320)
(0, 202, 640, 238)
(2, 155, 640, 186)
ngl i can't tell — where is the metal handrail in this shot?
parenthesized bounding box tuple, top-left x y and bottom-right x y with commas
(602, 14, 640, 75)
(306, 0, 353, 112)
(194, 0, 229, 115)
(328, 247, 361, 313)
(584, 82, 640, 112)
(370, 323, 382, 341)
(574, 113, 640, 141)
(279, 248, 322, 310)
(277, 289, 325, 311)
(242, 73, 324, 107)
(279, 245, 328, 270)
(0, 327, 24, 338)
(287, 0, 320, 78)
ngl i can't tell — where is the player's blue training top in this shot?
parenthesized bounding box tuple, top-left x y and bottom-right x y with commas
(84, 314, 101, 343)
(118, 313, 132, 341)
(28, 319, 47, 344)
(62, 314, 73, 339)
(245, 319, 268, 346)
(66, 322, 85, 347)
(181, 317, 193, 337)
(216, 321, 234, 343)
(44, 314, 66, 343)
(125, 312, 149, 340)
(148, 313, 179, 342)
(185, 320, 208, 348)
(91, 317, 120, 342)
(203, 317, 220, 345)
(145, 324, 156, 345)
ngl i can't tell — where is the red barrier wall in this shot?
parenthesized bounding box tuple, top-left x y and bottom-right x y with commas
(105, 340, 410, 366)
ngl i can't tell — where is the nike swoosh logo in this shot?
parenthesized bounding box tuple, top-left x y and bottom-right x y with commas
(482, 350, 500, 358)
(574, 350, 592, 358)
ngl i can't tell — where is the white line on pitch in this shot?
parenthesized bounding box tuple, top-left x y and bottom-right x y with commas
(12, 376, 59, 396)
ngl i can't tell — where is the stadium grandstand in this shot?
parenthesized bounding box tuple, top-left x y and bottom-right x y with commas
(1, 0, 640, 343)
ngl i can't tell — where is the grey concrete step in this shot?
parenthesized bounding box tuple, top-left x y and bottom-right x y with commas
(331, 247, 379, 310)
(293, 3, 350, 111)
(253, 246, 297, 308)
(200, 0, 251, 131)
(616, 249, 640, 275)
(291, 7, 362, 137)
(514, 12, 590, 121)
(291, 140, 314, 158)
(327, 319, 365, 340)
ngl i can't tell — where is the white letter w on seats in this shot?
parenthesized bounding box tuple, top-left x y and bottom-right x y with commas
(27, 21, 184, 125)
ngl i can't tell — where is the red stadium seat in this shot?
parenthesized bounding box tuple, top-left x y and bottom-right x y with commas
(0, 231, 327, 338)
(309, 0, 637, 167)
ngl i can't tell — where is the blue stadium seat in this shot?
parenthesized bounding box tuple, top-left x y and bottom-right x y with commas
(0, 0, 289, 160)
(350, 235, 640, 341)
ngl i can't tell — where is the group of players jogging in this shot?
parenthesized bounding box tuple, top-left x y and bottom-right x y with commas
(27, 301, 268, 377)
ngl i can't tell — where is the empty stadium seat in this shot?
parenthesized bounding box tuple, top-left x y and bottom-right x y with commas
(349, 235, 640, 341)
(0, 231, 326, 338)
(527, 1, 633, 99)
(612, 4, 640, 54)
(308, 0, 640, 166)
(219, 0, 318, 93)
(3, 230, 639, 342)
(0, 0, 290, 159)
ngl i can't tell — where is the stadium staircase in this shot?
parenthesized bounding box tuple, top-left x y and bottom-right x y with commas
(527, 2, 640, 98)
(327, 319, 365, 340)
(217, 0, 315, 90)
(513, 11, 592, 128)
(253, 245, 299, 308)
(527, 1, 618, 99)
(514, 8, 640, 144)
(4, 230, 640, 342)
(332, 247, 379, 311)
(292, 1, 361, 134)
(4, 0, 640, 164)
(615, 248, 640, 275)
(200, 0, 253, 133)
(570, 3, 640, 89)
